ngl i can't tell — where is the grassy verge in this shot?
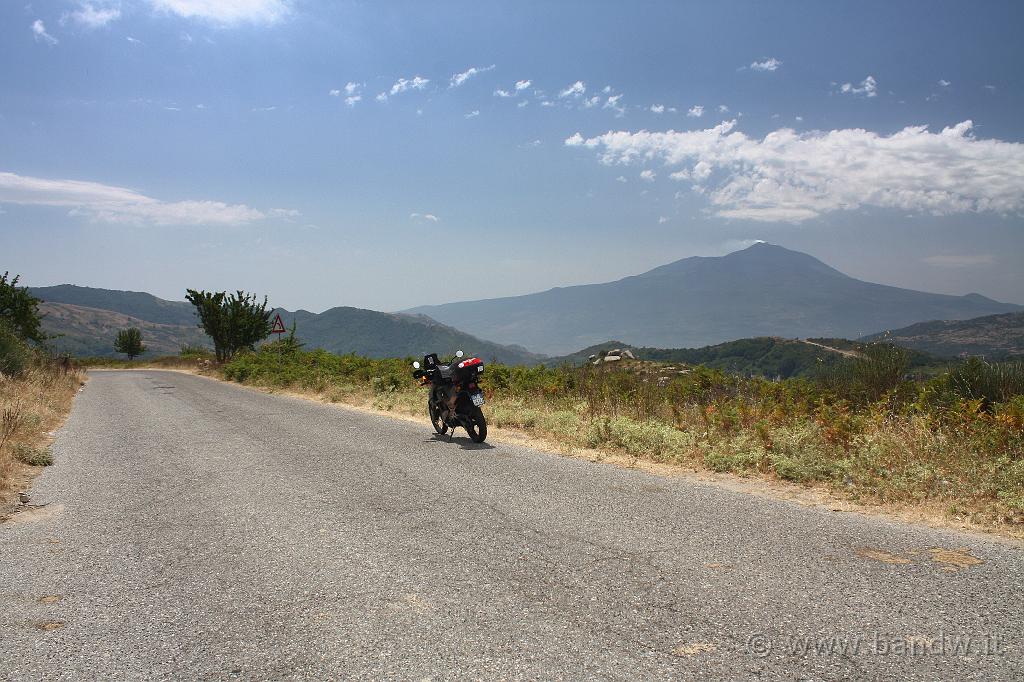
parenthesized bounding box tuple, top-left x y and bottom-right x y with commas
(77, 354, 211, 370)
(212, 343, 1023, 534)
(0, 360, 84, 508)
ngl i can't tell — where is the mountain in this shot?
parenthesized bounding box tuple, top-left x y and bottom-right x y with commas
(404, 243, 1022, 355)
(861, 311, 1024, 359)
(32, 285, 197, 326)
(31, 286, 542, 364)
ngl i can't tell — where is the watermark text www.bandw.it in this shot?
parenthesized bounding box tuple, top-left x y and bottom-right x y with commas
(745, 631, 1007, 658)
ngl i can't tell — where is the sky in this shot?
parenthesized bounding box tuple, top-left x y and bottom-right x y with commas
(2, 0, 1023, 312)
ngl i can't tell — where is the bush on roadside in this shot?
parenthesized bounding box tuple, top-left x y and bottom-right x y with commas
(0, 322, 33, 377)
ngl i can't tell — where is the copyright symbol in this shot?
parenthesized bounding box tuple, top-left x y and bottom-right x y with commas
(747, 633, 772, 658)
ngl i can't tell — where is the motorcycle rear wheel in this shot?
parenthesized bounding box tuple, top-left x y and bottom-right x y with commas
(465, 406, 487, 443)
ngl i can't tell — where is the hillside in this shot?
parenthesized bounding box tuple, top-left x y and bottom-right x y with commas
(543, 336, 940, 379)
(39, 302, 209, 357)
(31, 285, 542, 364)
(861, 311, 1024, 359)
(271, 307, 544, 364)
(405, 243, 1021, 355)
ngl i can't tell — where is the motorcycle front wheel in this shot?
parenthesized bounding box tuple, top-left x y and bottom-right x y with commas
(428, 401, 448, 435)
(465, 406, 487, 443)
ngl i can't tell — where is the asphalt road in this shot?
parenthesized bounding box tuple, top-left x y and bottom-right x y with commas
(1, 370, 1021, 680)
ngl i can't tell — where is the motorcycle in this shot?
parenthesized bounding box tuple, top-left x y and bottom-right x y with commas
(412, 350, 488, 443)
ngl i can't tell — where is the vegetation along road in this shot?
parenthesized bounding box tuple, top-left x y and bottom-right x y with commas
(1, 370, 1021, 679)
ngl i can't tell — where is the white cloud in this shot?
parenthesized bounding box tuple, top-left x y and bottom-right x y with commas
(449, 64, 495, 88)
(558, 81, 586, 98)
(658, 216, 669, 224)
(63, 3, 121, 28)
(687, 105, 704, 118)
(32, 20, 58, 45)
(984, 84, 997, 92)
(750, 58, 781, 72)
(839, 75, 877, 98)
(564, 119, 1024, 223)
(540, 100, 555, 107)
(603, 94, 625, 116)
(650, 104, 665, 114)
(923, 254, 994, 268)
(148, 0, 290, 24)
(333, 82, 361, 100)
(639, 169, 656, 182)
(464, 110, 480, 119)
(0, 171, 276, 225)
(718, 104, 729, 113)
(375, 92, 388, 103)
(615, 176, 627, 183)
(410, 212, 440, 223)
(938, 79, 951, 88)
(126, 36, 143, 44)
(493, 89, 513, 98)
(387, 76, 429, 98)
(334, 83, 362, 106)
(515, 80, 531, 91)
(583, 95, 600, 108)
(517, 100, 529, 108)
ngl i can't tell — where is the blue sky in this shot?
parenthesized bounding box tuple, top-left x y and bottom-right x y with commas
(2, 1, 1023, 311)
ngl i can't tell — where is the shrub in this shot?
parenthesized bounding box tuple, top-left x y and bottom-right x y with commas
(14, 443, 52, 466)
(179, 344, 213, 360)
(0, 322, 32, 377)
(0, 272, 45, 344)
(937, 358, 1024, 410)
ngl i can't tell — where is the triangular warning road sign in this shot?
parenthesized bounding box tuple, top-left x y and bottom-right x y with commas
(270, 313, 286, 334)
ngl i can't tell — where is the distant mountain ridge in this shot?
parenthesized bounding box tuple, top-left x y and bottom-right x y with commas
(861, 311, 1024, 359)
(29, 286, 541, 364)
(404, 243, 1021, 355)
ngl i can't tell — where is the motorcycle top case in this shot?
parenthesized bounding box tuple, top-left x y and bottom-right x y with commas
(454, 357, 484, 383)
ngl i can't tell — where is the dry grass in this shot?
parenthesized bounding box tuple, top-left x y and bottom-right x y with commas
(0, 363, 84, 505)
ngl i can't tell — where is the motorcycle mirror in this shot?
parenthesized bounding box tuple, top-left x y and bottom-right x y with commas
(455, 350, 464, 358)
(412, 361, 421, 369)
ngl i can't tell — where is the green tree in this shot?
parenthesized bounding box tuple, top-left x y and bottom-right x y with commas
(185, 289, 272, 362)
(114, 327, 146, 360)
(0, 272, 45, 344)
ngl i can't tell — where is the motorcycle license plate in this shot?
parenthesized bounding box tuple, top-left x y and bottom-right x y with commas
(471, 392, 485, 407)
